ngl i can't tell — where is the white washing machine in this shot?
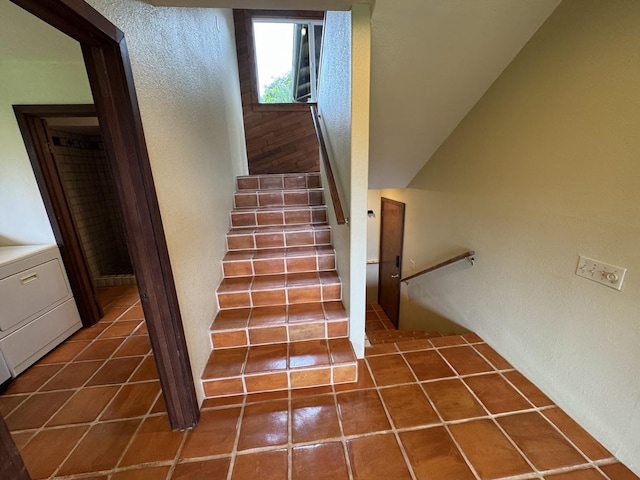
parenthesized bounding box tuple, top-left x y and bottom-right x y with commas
(0, 245, 82, 382)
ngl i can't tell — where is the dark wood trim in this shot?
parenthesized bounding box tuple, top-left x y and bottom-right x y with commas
(401, 250, 476, 283)
(0, 413, 30, 480)
(10, 0, 122, 45)
(9, 0, 199, 431)
(248, 10, 325, 20)
(14, 105, 103, 328)
(238, 9, 324, 109)
(251, 102, 317, 112)
(311, 106, 346, 225)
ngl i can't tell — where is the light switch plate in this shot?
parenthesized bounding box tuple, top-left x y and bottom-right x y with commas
(576, 255, 626, 291)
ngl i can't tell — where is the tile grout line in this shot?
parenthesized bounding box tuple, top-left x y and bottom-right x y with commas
(431, 344, 541, 478)
(393, 347, 483, 480)
(6, 295, 139, 432)
(287, 387, 293, 480)
(47, 297, 150, 479)
(362, 355, 418, 480)
(225, 394, 248, 480)
(330, 383, 355, 480)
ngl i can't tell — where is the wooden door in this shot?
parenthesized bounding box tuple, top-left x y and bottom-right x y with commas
(378, 197, 405, 328)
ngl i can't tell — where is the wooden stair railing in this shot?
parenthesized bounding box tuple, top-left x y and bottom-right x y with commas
(401, 250, 476, 284)
(310, 106, 347, 225)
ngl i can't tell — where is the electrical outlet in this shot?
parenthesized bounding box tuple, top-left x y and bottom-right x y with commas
(575, 256, 626, 291)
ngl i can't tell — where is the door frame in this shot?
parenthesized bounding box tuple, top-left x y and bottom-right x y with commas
(14, 104, 103, 329)
(378, 197, 406, 328)
(9, 0, 199, 431)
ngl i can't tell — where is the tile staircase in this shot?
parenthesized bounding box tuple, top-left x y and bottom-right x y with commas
(201, 173, 357, 398)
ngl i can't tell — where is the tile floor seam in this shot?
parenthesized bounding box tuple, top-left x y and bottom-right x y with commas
(224, 395, 247, 480)
(468, 341, 520, 376)
(112, 390, 162, 468)
(48, 386, 144, 477)
(397, 343, 484, 480)
(375, 389, 419, 480)
(362, 353, 419, 480)
(435, 351, 545, 478)
(287, 389, 293, 480)
(329, 387, 355, 480)
(534, 462, 607, 478)
(44, 296, 146, 478)
(163, 426, 189, 480)
(534, 408, 610, 468)
(593, 459, 620, 480)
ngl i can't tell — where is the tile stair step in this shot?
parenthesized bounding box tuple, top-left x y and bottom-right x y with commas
(201, 337, 357, 398)
(237, 173, 321, 191)
(210, 301, 348, 349)
(230, 205, 327, 228)
(234, 187, 324, 208)
(222, 246, 336, 277)
(226, 224, 332, 251)
(216, 271, 342, 309)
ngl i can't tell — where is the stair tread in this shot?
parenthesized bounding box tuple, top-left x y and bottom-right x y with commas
(232, 204, 326, 212)
(223, 245, 335, 262)
(227, 224, 330, 234)
(235, 187, 323, 194)
(211, 301, 347, 331)
(237, 173, 321, 191)
(218, 271, 341, 292)
(202, 337, 356, 380)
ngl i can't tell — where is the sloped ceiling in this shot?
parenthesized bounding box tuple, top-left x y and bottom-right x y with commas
(369, 0, 561, 188)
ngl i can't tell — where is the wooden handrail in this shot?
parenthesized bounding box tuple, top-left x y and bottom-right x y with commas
(401, 250, 476, 283)
(310, 106, 347, 225)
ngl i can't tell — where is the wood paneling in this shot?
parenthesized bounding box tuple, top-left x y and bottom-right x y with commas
(234, 10, 320, 175)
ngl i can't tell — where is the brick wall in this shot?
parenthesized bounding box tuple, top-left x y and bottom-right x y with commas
(234, 10, 320, 175)
(48, 128, 134, 286)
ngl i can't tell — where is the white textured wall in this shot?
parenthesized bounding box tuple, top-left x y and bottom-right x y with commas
(348, 5, 371, 356)
(317, 8, 370, 357)
(382, 0, 640, 473)
(317, 11, 353, 350)
(0, 59, 91, 245)
(86, 0, 247, 403)
(365, 189, 381, 303)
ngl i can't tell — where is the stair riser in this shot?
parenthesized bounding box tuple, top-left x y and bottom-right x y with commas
(223, 253, 336, 277)
(202, 362, 357, 398)
(211, 320, 349, 348)
(237, 173, 321, 191)
(230, 207, 327, 228)
(227, 229, 331, 251)
(234, 189, 324, 208)
(217, 284, 342, 309)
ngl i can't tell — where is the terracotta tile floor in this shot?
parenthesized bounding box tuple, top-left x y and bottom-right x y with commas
(0, 289, 637, 480)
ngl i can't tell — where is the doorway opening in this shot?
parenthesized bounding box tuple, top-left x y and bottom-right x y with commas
(44, 113, 135, 289)
(3, 0, 199, 433)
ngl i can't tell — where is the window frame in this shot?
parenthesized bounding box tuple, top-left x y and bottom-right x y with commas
(243, 10, 324, 112)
